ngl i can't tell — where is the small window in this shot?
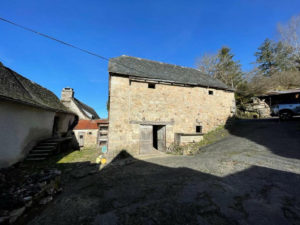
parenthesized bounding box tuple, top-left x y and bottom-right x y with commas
(196, 126, 202, 133)
(148, 83, 156, 89)
(88, 132, 92, 135)
(208, 90, 214, 95)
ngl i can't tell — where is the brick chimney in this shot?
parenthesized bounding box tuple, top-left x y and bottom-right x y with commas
(61, 87, 74, 107)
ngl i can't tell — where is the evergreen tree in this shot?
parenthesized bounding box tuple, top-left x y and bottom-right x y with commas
(255, 39, 298, 76)
(197, 47, 243, 89)
(254, 39, 276, 76)
(215, 47, 243, 89)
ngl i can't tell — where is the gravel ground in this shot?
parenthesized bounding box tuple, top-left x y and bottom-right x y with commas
(26, 118, 300, 225)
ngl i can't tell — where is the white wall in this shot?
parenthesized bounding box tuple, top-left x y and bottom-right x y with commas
(0, 101, 55, 168)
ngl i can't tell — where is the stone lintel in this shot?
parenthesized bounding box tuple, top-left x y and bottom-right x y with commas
(129, 120, 174, 125)
(175, 133, 204, 136)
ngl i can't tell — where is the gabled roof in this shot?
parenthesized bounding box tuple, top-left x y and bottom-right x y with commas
(74, 120, 99, 130)
(109, 55, 232, 91)
(73, 98, 100, 119)
(0, 65, 72, 113)
(74, 119, 108, 130)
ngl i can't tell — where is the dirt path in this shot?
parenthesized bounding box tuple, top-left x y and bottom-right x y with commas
(27, 118, 300, 225)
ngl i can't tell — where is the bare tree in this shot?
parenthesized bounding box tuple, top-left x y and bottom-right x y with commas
(196, 47, 243, 89)
(271, 71, 300, 90)
(277, 14, 300, 55)
(196, 53, 218, 78)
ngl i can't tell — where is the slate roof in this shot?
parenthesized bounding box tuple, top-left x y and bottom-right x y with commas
(73, 98, 100, 119)
(0, 64, 72, 113)
(109, 55, 232, 91)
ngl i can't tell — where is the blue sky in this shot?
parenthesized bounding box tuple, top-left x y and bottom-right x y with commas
(1, 0, 300, 117)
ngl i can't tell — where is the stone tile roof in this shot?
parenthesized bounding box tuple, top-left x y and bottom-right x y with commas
(109, 55, 233, 91)
(73, 98, 100, 119)
(0, 65, 72, 113)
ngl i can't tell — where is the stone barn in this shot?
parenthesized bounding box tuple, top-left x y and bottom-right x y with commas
(107, 56, 235, 156)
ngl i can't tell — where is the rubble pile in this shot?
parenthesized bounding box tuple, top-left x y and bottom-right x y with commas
(0, 168, 62, 224)
(241, 97, 271, 118)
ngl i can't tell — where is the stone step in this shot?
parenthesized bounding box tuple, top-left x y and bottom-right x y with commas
(28, 153, 51, 157)
(33, 145, 56, 150)
(38, 142, 58, 146)
(26, 157, 47, 161)
(31, 149, 53, 153)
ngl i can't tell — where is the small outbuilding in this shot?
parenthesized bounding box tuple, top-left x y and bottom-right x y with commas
(0, 64, 77, 168)
(74, 119, 108, 148)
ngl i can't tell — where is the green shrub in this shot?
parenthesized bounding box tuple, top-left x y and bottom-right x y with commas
(166, 143, 184, 155)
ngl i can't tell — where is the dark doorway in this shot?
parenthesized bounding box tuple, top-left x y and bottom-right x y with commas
(52, 116, 59, 136)
(153, 125, 166, 152)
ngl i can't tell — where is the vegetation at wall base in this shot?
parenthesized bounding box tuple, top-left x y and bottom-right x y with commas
(167, 125, 232, 156)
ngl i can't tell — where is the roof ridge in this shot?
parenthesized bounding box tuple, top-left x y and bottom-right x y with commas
(114, 55, 205, 74)
(109, 55, 232, 91)
(0, 65, 73, 113)
(74, 98, 100, 119)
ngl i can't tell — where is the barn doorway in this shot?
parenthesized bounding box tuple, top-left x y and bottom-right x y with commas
(153, 125, 166, 152)
(140, 125, 166, 154)
(52, 116, 59, 136)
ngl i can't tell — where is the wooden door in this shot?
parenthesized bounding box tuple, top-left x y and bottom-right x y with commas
(140, 125, 153, 154)
(78, 132, 85, 147)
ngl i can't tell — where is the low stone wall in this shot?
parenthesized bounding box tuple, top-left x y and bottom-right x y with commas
(175, 133, 204, 145)
(0, 168, 62, 224)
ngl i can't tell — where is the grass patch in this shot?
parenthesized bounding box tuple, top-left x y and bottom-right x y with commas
(167, 125, 231, 155)
(57, 147, 100, 164)
(187, 125, 230, 154)
(20, 147, 101, 173)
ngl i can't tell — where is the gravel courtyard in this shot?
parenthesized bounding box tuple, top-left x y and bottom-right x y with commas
(27, 118, 300, 225)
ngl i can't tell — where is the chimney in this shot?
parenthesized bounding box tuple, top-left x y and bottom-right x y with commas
(61, 87, 74, 104)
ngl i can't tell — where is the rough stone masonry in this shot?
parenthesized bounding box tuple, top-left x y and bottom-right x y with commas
(108, 56, 235, 156)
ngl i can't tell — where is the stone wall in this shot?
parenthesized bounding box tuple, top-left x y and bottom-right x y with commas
(108, 76, 235, 156)
(74, 129, 98, 148)
(175, 134, 204, 145)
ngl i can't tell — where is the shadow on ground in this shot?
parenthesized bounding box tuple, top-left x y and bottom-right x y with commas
(225, 117, 300, 160)
(14, 117, 300, 225)
(22, 150, 300, 225)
